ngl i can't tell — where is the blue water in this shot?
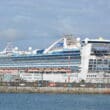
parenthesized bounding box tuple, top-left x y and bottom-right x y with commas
(0, 93, 110, 110)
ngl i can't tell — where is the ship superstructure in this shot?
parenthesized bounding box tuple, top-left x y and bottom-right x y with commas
(82, 37, 110, 83)
(0, 35, 110, 83)
(0, 35, 81, 82)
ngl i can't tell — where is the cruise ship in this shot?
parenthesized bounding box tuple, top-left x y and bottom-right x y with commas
(0, 35, 110, 83)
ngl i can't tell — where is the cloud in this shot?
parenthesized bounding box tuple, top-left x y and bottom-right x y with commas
(13, 15, 34, 23)
(0, 28, 18, 41)
(0, 0, 110, 47)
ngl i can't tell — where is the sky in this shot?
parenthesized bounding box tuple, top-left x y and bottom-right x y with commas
(0, 0, 110, 50)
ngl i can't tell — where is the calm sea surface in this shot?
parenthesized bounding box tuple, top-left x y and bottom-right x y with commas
(0, 93, 110, 110)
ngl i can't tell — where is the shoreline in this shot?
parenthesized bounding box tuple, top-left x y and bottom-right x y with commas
(0, 86, 110, 94)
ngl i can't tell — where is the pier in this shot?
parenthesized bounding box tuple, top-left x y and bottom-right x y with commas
(0, 86, 110, 94)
